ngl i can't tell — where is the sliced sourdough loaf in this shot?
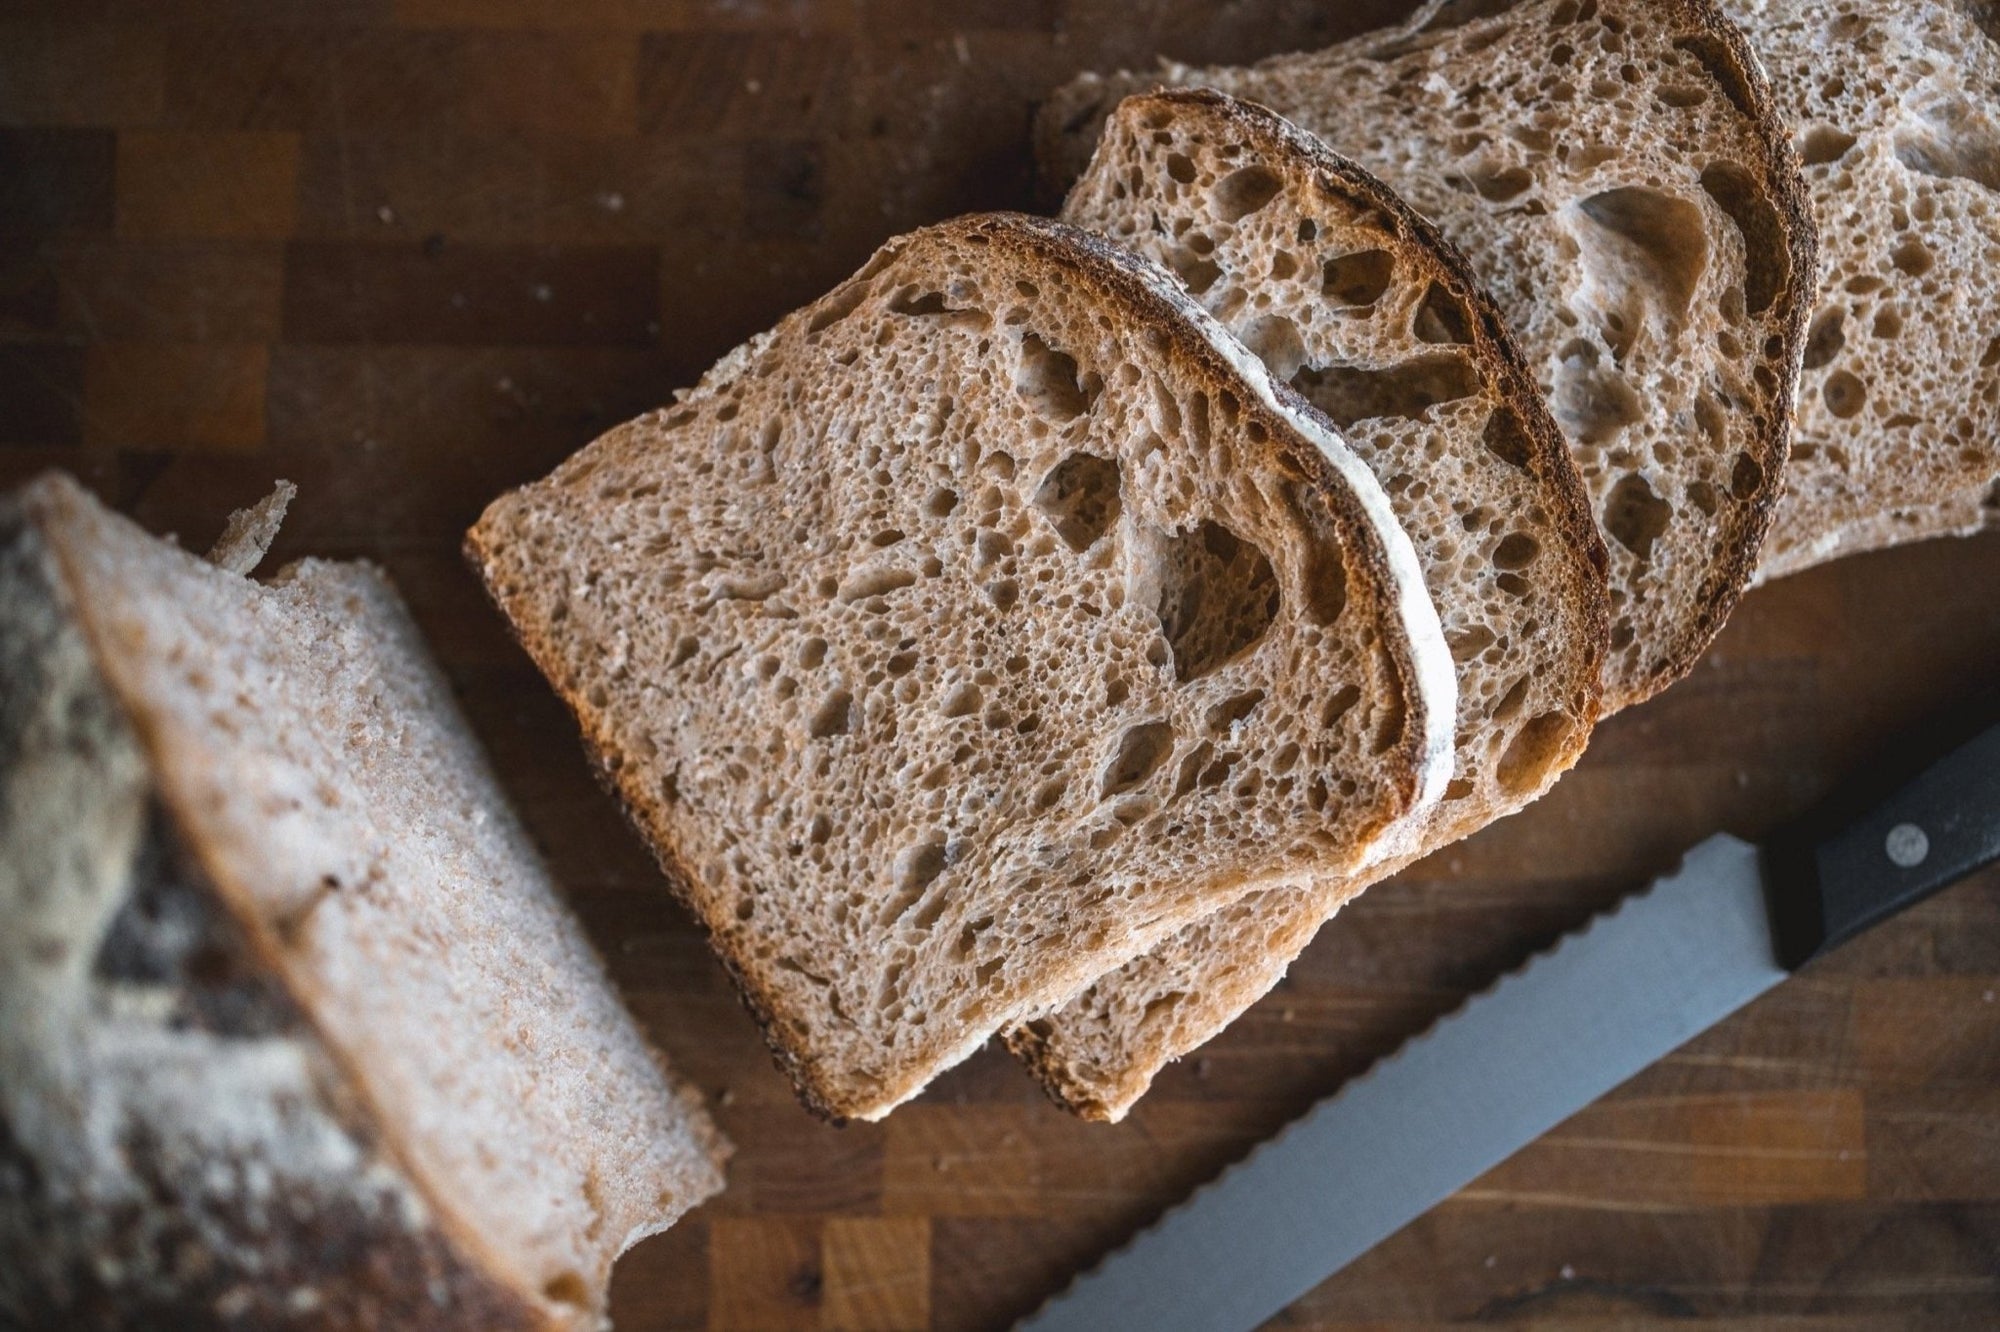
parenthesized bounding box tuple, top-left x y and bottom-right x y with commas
(468, 212, 1456, 1122)
(1732, 0, 2000, 580)
(1005, 89, 1610, 1121)
(1038, 0, 1817, 710)
(0, 474, 727, 1331)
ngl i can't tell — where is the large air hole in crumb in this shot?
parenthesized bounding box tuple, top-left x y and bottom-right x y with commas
(1802, 309, 1845, 369)
(1322, 683, 1362, 729)
(888, 287, 949, 316)
(837, 564, 917, 601)
(807, 280, 871, 334)
(1731, 452, 1764, 501)
(1493, 533, 1540, 569)
(1149, 521, 1281, 682)
(1554, 361, 1643, 445)
(1016, 332, 1096, 423)
(1412, 282, 1473, 344)
(1822, 370, 1866, 419)
(1567, 186, 1709, 343)
(1801, 125, 1857, 165)
(1371, 689, 1406, 756)
(1166, 249, 1224, 295)
(1206, 689, 1265, 733)
(1034, 452, 1122, 552)
(810, 689, 853, 738)
(1101, 722, 1175, 798)
(1213, 165, 1282, 221)
(1282, 483, 1350, 627)
(1321, 249, 1394, 306)
(878, 834, 949, 926)
(1893, 96, 2000, 191)
(1470, 164, 1533, 201)
(1289, 354, 1479, 430)
(1481, 406, 1534, 471)
(1699, 163, 1788, 316)
(1171, 741, 1214, 799)
(1890, 240, 1934, 278)
(1237, 315, 1307, 380)
(1603, 473, 1672, 559)
(1497, 712, 1575, 796)
(1449, 624, 1497, 662)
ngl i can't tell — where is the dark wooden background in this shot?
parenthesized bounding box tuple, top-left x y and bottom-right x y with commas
(4, 2, 1998, 1327)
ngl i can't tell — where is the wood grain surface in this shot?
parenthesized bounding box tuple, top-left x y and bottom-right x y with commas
(4, 2, 1998, 1327)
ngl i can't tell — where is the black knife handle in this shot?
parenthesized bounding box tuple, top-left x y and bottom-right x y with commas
(1768, 720, 2000, 969)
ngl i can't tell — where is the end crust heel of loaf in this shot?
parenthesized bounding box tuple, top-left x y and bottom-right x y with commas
(1, 472, 727, 1331)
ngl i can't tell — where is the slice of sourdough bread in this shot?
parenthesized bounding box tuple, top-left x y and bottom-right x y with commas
(1733, 0, 2000, 581)
(0, 474, 727, 1331)
(1005, 89, 1610, 1121)
(1038, 0, 1817, 710)
(468, 212, 1456, 1123)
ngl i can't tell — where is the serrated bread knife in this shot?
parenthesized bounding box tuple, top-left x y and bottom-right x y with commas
(1018, 720, 2000, 1332)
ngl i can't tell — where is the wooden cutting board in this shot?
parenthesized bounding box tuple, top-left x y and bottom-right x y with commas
(3, 2, 1997, 1327)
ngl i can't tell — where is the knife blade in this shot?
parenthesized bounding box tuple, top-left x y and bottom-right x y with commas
(1018, 720, 2000, 1332)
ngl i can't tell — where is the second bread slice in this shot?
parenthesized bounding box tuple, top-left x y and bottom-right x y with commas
(469, 213, 1455, 1122)
(1007, 90, 1610, 1121)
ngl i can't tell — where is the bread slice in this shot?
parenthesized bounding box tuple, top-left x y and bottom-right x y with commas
(0, 474, 727, 1331)
(468, 212, 1456, 1122)
(1004, 89, 1610, 1120)
(1038, 0, 1817, 710)
(1734, 0, 2000, 581)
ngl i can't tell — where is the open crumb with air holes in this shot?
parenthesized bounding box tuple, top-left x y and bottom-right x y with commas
(1006, 88, 1610, 1121)
(1037, 0, 1816, 710)
(1734, 0, 2000, 578)
(468, 213, 1455, 1123)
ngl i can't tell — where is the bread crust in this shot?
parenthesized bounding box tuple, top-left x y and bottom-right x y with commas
(467, 212, 1458, 1122)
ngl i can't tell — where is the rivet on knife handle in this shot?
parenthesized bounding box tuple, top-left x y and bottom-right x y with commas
(1767, 720, 2000, 968)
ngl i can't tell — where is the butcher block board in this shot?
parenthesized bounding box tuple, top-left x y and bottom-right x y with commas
(2, 2, 1997, 1327)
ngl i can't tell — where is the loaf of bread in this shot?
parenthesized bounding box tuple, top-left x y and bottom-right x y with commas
(469, 212, 1457, 1122)
(1733, 0, 2000, 579)
(1006, 89, 1610, 1120)
(1037, 0, 1817, 711)
(0, 474, 727, 1330)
